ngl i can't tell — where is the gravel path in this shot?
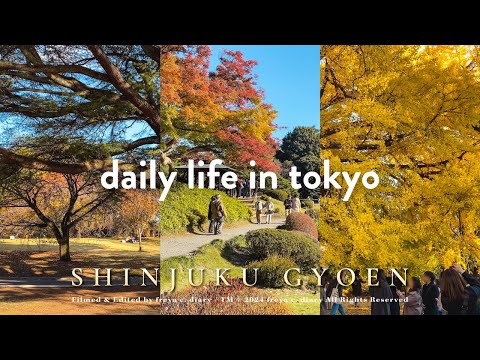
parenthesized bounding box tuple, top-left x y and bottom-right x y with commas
(160, 220, 284, 259)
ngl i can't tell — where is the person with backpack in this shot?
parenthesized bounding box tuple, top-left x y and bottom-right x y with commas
(254, 197, 263, 225)
(210, 194, 227, 235)
(284, 195, 293, 218)
(437, 264, 480, 315)
(369, 269, 393, 315)
(422, 271, 440, 315)
(264, 197, 274, 224)
(397, 277, 424, 315)
(328, 273, 347, 315)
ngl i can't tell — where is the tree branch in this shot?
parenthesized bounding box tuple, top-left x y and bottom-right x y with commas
(88, 45, 161, 136)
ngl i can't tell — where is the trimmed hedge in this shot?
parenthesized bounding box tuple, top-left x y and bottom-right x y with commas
(263, 189, 288, 202)
(161, 183, 251, 234)
(247, 255, 298, 288)
(302, 200, 315, 209)
(285, 212, 318, 241)
(245, 228, 320, 270)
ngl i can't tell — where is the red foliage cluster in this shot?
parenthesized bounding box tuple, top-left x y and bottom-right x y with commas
(285, 212, 319, 241)
(159, 278, 290, 315)
(218, 129, 280, 172)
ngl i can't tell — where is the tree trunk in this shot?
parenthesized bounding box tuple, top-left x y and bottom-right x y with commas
(138, 230, 143, 252)
(59, 240, 71, 261)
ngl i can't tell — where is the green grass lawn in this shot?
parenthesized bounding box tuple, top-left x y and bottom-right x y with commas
(160, 236, 320, 315)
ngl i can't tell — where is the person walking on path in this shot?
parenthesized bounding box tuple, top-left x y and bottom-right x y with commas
(264, 197, 274, 224)
(422, 271, 440, 315)
(254, 197, 264, 225)
(242, 178, 249, 198)
(369, 269, 393, 315)
(236, 179, 243, 198)
(210, 194, 227, 235)
(320, 269, 333, 315)
(207, 195, 215, 233)
(328, 273, 347, 315)
(351, 269, 364, 307)
(396, 277, 424, 315)
(293, 195, 301, 213)
(284, 195, 293, 218)
(437, 264, 480, 315)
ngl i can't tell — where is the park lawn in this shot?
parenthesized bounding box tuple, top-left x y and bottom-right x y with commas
(160, 237, 319, 315)
(0, 286, 160, 315)
(0, 237, 160, 279)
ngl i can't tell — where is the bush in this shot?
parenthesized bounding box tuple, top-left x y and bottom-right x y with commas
(302, 200, 315, 209)
(263, 189, 288, 202)
(160, 183, 251, 234)
(247, 255, 298, 288)
(285, 212, 318, 241)
(245, 229, 320, 270)
(159, 278, 290, 314)
(305, 208, 320, 221)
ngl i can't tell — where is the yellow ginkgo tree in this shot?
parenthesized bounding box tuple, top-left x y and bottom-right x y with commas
(321, 45, 480, 274)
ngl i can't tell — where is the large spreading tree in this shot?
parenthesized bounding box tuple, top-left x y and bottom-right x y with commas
(0, 45, 279, 260)
(321, 45, 480, 273)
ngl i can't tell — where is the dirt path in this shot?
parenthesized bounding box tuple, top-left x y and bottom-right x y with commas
(160, 219, 284, 259)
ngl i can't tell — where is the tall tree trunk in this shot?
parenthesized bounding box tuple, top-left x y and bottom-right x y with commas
(138, 230, 143, 252)
(59, 239, 71, 261)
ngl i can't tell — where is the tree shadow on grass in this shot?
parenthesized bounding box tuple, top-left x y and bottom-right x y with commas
(220, 237, 251, 266)
(0, 248, 159, 279)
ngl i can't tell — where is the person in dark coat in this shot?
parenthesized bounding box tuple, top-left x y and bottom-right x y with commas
(351, 269, 364, 307)
(422, 271, 440, 315)
(320, 269, 333, 315)
(386, 274, 403, 315)
(438, 264, 480, 315)
(369, 269, 393, 315)
(207, 195, 215, 233)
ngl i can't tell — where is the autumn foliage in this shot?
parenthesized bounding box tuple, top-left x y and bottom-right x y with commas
(285, 212, 319, 241)
(160, 46, 279, 171)
(321, 45, 480, 273)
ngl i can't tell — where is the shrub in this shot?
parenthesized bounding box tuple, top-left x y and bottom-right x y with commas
(263, 189, 288, 202)
(159, 278, 290, 315)
(160, 183, 251, 234)
(302, 199, 315, 209)
(246, 255, 298, 288)
(285, 212, 318, 241)
(305, 208, 320, 221)
(245, 229, 320, 270)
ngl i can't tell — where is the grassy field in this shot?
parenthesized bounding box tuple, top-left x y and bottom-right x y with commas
(0, 237, 159, 278)
(160, 236, 320, 315)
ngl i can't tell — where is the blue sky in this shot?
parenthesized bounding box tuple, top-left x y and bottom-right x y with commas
(210, 45, 320, 139)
